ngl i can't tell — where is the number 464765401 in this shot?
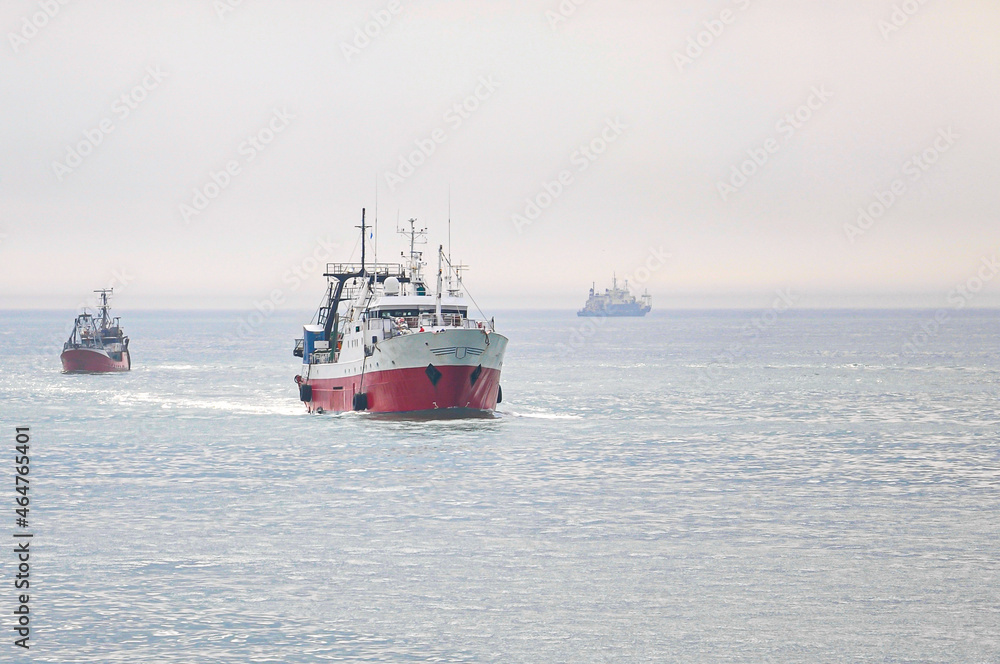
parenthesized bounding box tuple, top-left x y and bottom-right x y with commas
(15, 427, 30, 519)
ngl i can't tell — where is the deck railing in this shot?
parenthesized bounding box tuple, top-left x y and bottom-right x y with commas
(324, 262, 404, 277)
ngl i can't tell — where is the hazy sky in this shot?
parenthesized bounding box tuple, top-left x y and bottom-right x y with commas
(2, 0, 999, 310)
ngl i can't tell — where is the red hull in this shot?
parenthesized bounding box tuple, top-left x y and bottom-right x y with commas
(60, 348, 130, 373)
(304, 364, 500, 414)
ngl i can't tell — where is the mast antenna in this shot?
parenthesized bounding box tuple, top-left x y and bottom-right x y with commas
(356, 208, 367, 273)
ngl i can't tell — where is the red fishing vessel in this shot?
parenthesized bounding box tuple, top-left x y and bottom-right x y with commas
(294, 210, 507, 415)
(61, 289, 131, 373)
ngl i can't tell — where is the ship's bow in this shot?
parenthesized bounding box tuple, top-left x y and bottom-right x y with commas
(368, 328, 506, 413)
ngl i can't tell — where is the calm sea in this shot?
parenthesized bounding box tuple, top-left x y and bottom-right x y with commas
(1, 309, 998, 662)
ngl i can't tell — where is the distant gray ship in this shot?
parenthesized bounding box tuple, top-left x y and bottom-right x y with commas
(577, 276, 652, 317)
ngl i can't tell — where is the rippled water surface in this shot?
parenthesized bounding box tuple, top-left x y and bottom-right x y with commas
(2, 309, 999, 662)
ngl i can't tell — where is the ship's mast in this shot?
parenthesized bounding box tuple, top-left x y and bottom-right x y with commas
(435, 245, 444, 326)
(409, 218, 415, 262)
(94, 288, 112, 328)
(352, 208, 370, 322)
(397, 217, 427, 292)
(357, 208, 367, 274)
(447, 189, 452, 294)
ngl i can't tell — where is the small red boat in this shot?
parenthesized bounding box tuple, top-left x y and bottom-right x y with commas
(61, 289, 131, 373)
